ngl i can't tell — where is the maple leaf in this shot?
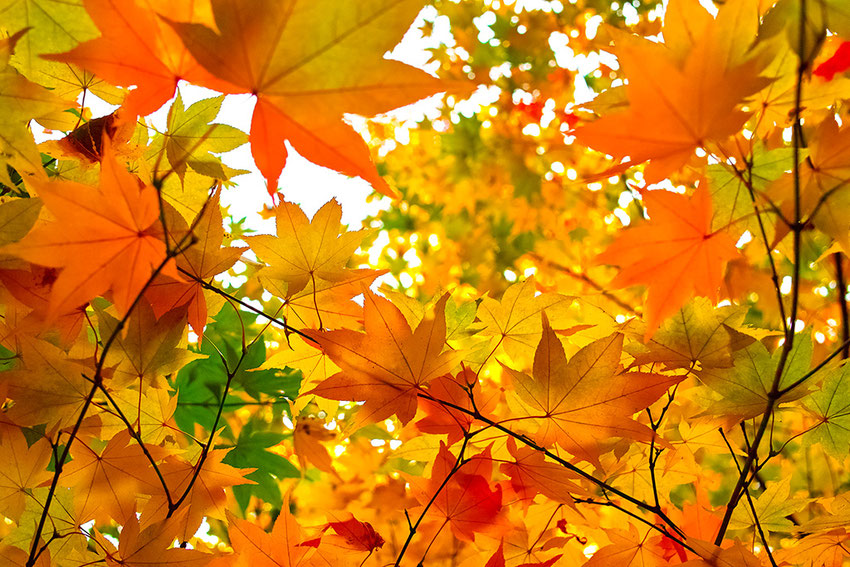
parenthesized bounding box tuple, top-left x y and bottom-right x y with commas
(584, 525, 669, 567)
(800, 362, 850, 459)
(0, 544, 50, 567)
(324, 515, 385, 553)
(146, 192, 247, 337)
(46, 0, 229, 118)
(676, 486, 723, 543)
(477, 277, 574, 361)
(4, 141, 170, 316)
(258, 334, 341, 416)
(98, 511, 213, 567)
(96, 300, 204, 389)
(307, 292, 460, 427)
(775, 529, 850, 567)
(409, 443, 505, 542)
(156, 92, 249, 180)
(54, 111, 137, 163)
(0, 336, 92, 429)
(597, 186, 739, 339)
(1, 0, 126, 120)
(500, 437, 585, 508)
(484, 541, 562, 567)
(309, 514, 385, 567)
(707, 140, 795, 242)
(142, 449, 254, 540)
(503, 316, 681, 463)
(279, 268, 386, 330)
(574, 0, 771, 182)
(772, 115, 850, 253)
(249, 199, 371, 298)
(729, 477, 808, 536)
(0, 264, 86, 345)
(95, 387, 179, 445)
(220, 422, 300, 512)
(416, 367, 498, 445)
(751, 36, 850, 136)
(697, 333, 812, 419)
(679, 540, 762, 567)
(167, 0, 445, 195)
(0, 428, 52, 522)
(8, 484, 84, 562)
(0, 197, 41, 247)
(215, 503, 315, 567)
(293, 416, 337, 475)
(60, 430, 170, 525)
(815, 40, 850, 80)
(623, 297, 752, 371)
(0, 30, 73, 186)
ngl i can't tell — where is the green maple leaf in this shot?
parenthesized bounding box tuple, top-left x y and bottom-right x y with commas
(697, 333, 812, 419)
(729, 477, 808, 536)
(155, 92, 248, 180)
(801, 362, 850, 459)
(624, 297, 753, 371)
(708, 142, 801, 240)
(222, 420, 299, 512)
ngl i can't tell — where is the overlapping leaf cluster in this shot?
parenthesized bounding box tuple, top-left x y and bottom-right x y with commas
(2, 0, 850, 566)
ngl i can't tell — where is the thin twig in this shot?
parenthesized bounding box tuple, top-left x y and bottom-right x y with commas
(417, 392, 687, 541)
(713, 0, 809, 543)
(834, 253, 849, 359)
(177, 267, 317, 344)
(393, 436, 470, 567)
(719, 429, 779, 567)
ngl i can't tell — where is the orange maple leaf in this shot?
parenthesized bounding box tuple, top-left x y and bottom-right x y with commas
(61, 430, 170, 525)
(597, 186, 738, 338)
(48, 0, 229, 118)
(484, 541, 562, 567)
(681, 540, 762, 567)
(98, 511, 212, 567)
(167, 0, 445, 196)
(416, 367, 499, 445)
(409, 443, 505, 542)
(1, 337, 93, 429)
(0, 428, 52, 522)
(281, 268, 387, 330)
(573, 0, 771, 182)
(4, 142, 170, 316)
(146, 193, 246, 337)
(216, 502, 315, 567)
(503, 317, 681, 463)
(499, 437, 585, 508)
(583, 524, 670, 567)
(142, 449, 254, 541)
(307, 292, 460, 427)
(0, 265, 85, 345)
(293, 417, 337, 475)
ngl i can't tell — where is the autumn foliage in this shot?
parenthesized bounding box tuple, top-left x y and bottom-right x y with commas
(2, 0, 850, 566)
